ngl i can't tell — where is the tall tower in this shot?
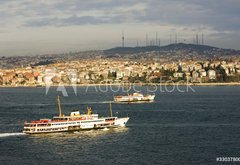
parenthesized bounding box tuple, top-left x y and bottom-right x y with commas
(196, 32, 198, 45)
(122, 31, 124, 48)
(159, 38, 161, 47)
(146, 32, 148, 47)
(170, 34, 172, 44)
(202, 32, 204, 45)
(156, 32, 158, 46)
(175, 33, 178, 44)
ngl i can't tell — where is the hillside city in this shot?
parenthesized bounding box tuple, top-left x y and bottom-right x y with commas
(1, 44, 240, 86)
(1, 58, 240, 86)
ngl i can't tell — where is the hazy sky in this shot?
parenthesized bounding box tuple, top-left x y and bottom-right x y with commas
(0, 0, 240, 56)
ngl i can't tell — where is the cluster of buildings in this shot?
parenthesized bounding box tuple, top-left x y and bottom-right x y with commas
(1, 58, 240, 86)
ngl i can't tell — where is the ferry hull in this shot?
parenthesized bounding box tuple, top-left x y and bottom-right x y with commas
(23, 117, 129, 134)
(23, 96, 129, 134)
(114, 95, 155, 103)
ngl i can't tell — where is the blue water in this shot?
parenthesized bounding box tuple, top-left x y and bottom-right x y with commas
(0, 86, 240, 165)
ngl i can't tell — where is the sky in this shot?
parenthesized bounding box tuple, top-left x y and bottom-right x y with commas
(0, 0, 240, 56)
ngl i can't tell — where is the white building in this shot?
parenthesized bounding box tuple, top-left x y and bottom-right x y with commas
(173, 72, 184, 78)
(37, 76, 43, 83)
(199, 69, 207, 77)
(208, 70, 216, 80)
(116, 71, 124, 79)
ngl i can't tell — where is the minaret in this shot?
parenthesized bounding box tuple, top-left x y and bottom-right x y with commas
(202, 32, 204, 45)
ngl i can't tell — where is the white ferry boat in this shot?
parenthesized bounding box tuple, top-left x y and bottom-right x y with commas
(23, 97, 129, 134)
(114, 92, 155, 103)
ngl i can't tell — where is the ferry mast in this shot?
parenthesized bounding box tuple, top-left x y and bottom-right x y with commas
(57, 96, 62, 117)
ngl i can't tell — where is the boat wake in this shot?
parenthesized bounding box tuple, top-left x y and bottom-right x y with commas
(64, 101, 111, 105)
(0, 132, 26, 138)
(0, 101, 111, 108)
(102, 128, 109, 131)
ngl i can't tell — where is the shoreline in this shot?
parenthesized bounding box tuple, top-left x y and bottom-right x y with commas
(1, 82, 240, 88)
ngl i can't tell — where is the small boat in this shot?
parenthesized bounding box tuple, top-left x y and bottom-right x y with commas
(23, 97, 129, 134)
(114, 92, 155, 103)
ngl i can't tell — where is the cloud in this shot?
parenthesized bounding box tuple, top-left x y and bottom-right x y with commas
(132, 0, 240, 32)
(0, 0, 240, 55)
(1, 0, 239, 32)
(25, 15, 127, 27)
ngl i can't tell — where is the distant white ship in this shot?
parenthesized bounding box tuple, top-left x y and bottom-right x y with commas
(114, 92, 155, 103)
(23, 97, 129, 134)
